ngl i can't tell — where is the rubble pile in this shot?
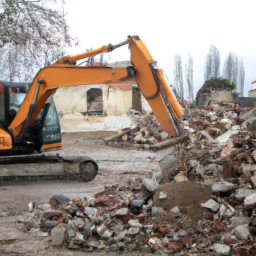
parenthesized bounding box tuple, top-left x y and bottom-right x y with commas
(105, 102, 255, 151)
(16, 103, 256, 255)
(104, 109, 169, 148)
(15, 172, 256, 255)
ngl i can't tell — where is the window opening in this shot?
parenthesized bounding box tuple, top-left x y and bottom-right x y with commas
(87, 88, 103, 116)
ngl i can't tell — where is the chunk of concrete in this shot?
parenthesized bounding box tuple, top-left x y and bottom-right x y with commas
(215, 125, 240, 144)
(115, 208, 129, 216)
(244, 193, 256, 208)
(233, 224, 250, 240)
(219, 203, 235, 217)
(159, 192, 167, 199)
(201, 199, 220, 212)
(128, 219, 142, 228)
(230, 216, 251, 228)
(72, 219, 85, 228)
(51, 225, 68, 247)
(235, 189, 256, 200)
(126, 227, 140, 236)
(84, 207, 97, 217)
(251, 176, 256, 188)
(210, 243, 230, 255)
(171, 206, 180, 215)
(151, 207, 164, 216)
(212, 181, 235, 193)
(141, 178, 158, 193)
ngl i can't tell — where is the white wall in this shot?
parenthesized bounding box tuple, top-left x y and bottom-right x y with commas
(53, 84, 133, 132)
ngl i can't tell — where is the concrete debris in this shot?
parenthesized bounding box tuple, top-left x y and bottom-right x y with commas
(212, 181, 236, 193)
(233, 224, 250, 240)
(170, 206, 180, 215)
(151, 206, 164, 216)
(104, 112, 164, 147)
(235, 188, 256, 200)
(201, 199, 220, 211)
(159, 192, 167, 199)
(244, 193, 256, 208)
(15, 103, 256, 254)
(28, 202, 33, 212)
(115, 208, 129, 216)
(210, 243, 231, 255)
(219, 203, 235, 217)
(17, 171, 256, 254)
(141, 178, 158, 193)
(51, 225, 68, 247)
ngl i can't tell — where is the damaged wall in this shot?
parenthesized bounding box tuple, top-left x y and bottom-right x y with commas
(107, 87, 132, 116)
(53, 79, 151, 132)
(249, 89, 256, 98)
(195, 78, 234, 107)
(54, 84, 133, 117)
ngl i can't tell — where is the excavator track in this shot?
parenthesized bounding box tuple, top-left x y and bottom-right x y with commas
(0, 154, 98, 183)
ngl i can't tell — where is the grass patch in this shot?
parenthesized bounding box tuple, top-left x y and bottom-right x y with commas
(0, 239, 17, 245)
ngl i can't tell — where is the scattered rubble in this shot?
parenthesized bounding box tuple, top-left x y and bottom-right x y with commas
(14, 102, 256, 255)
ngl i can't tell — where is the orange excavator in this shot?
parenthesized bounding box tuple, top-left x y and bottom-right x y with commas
(0, 35, 184, 182)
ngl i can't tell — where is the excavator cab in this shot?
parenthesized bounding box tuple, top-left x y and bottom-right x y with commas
(0, 82, 61, 153)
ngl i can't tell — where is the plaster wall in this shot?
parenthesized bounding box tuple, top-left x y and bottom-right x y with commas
(53, 84, 133, 117)
(107, 87, 132, 116)
(53, 84, 133, 132)
(248, 90, 256, 98)
(211, 89, 233, 102)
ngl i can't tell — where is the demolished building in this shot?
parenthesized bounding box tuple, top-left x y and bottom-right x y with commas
(195, 78, 234, 107)
(53, 61, 152, 133)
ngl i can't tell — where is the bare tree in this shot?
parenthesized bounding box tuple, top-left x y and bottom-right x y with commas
(185, 53, 193, 102)
(223, 52, 239, 89)
(0, 0, 78, 82)
(173, 53, 184, 99)
(237, 59, 245, 96)
(204, 45, 220, 81)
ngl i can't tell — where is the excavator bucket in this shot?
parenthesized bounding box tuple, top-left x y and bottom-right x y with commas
(128, 36, 184, 138)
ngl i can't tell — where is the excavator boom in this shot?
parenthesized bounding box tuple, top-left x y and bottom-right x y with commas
(55, 40, 129, 65)
(9, 36, 183, 144)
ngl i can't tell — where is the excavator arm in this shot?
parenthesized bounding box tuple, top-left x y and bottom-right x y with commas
(9, 36, 184, 144)
(9, 66, 133, 140)
(55, 40, 128, 65)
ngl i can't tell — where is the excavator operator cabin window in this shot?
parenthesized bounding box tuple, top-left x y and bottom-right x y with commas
(9, 87, 26, 119)
(87, 88, 103, 116)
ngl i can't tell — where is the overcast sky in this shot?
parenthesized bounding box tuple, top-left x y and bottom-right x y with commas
(57, 0, 256, 98)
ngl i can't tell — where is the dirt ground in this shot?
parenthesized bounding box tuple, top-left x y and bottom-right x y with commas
(0, 132, 177, 255)
(153, 181, 212, 228)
